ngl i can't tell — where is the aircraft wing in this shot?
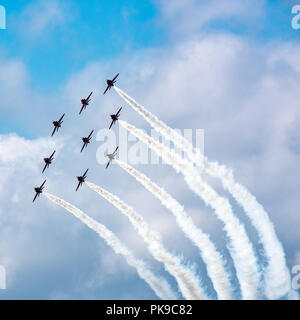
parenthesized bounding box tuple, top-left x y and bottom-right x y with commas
(88, 130, 94, 139)
(51, 127, 57, 137)
(79, 105, 85, 115)
(50, 151, 56, 159)
(87, 91, 93, 101)
(42, 163, 48, 173)
(113, 146, 119, 155)
(33, 193, 38, 203)
(106, 160, 111, 169)
(112, 73, 119, 82)
(109, 120, 115, 130)
(76, 182, 81, 192)
(41, 180, 46, 188)
(59, 114, 65, 122)
(80, 143, 86, 153)
(83, 169, 89, 178)
(103, 85, 110, 95)
(116, 107, 122, 116)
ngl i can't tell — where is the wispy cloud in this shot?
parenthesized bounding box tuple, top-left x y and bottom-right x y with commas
(155, 0, 266, 35)
(18, 0, 71, 37)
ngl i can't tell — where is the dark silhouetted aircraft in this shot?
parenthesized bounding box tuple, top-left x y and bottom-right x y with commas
(79, 91, 93, 115)
(51, 114, 65, 136)
(109, 107, 122, 129)
(42, 151, 56, 173)
(81, 130, 94, 152)
(76, 169, 88, 191)
(33, 180, 46, 202)
(106, 146, 118, 169)
(103, 73, 119, 95)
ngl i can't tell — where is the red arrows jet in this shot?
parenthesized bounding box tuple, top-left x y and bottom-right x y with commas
(33, 180, 46, 202)
(42, 151, 56, 173)
(103, 74, 119, 95)
(76, 169, 88, 192)
(81, 130, 94, 153)
(109, 107, 122, 130)
(106, 146, 118, 169)
(51, 114, 65, 136)
(79, 91, 93, 115)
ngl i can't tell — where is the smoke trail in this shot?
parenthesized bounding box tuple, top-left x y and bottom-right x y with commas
(204, 162, 292, 299)
(119, 120, 261, 299)
(116, 159, 233, 300)
(86, 181, 208, 300)
(115, 87, 291, 299)
(44, 192, 177, 300)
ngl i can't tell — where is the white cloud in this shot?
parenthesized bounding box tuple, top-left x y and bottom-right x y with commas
(155, 0, 266, 35)
(18, 0, 70, 37)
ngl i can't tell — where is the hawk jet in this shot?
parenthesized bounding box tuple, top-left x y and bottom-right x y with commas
(103, 73, 119, 95)
(81, 130, 94, 153)
(79, 91, 93, 115)
(33, 180, 46, 202)
(109, 107, 122, 130)
(51, 114, 65, 136)
(42, 151, 56, 173)
(76, 169, 88, 191)
(106, 146, 118, 169)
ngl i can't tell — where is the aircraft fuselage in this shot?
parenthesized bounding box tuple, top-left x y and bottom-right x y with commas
(53, 121, 61, 128)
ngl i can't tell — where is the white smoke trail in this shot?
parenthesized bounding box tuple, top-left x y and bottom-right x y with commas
(119, 120, 261, 299)
(116, 159, 233, 300)
(86, 181, 208, 300)
(204, 162, 292, 299)
(44, 192, 177, 300)
(115, 87, 291, 299)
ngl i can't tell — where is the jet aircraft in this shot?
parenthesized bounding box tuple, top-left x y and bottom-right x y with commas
(33, 180, 46, 202)
(81, 130, 94, 153)
(103, 74, 119, 95)
(51, 114, 65, 136)
(109, 107, 122, 129)
(79, 92, 93, 115)
(106, 147, 118, 169)
(42, 151, 56, 173)
(76, 169, 88, 191)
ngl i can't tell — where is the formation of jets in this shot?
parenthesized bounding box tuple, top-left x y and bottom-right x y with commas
(33, 74, 121, 202)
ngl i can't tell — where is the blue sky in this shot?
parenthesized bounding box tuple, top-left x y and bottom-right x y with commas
(1, 0, 163, 91)
(0, 0, 299, 94)
(0, 0, 300, 300)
